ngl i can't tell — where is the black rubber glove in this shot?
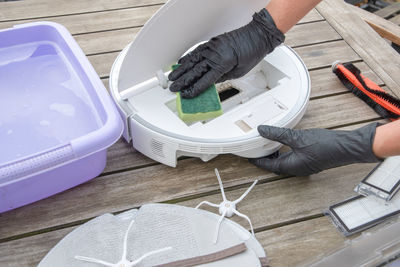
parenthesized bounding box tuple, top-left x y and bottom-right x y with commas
(249, 123, 382, 176)
(168, 8, 285, 98)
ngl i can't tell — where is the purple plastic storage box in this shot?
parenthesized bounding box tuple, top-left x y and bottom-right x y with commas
(0, 22, 123, 213)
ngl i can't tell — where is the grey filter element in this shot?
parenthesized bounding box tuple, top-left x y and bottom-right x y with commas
(305, 217, 400, 267)
(326, 190, 400, 236)
(355, 156, 400, 201)
(38, 203, 267, 267)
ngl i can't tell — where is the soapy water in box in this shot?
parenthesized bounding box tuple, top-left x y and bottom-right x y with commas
(0, 42, 102, 164)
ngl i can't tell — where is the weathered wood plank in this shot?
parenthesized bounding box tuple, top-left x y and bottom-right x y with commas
(309, 62, 383, 99)
(285, 21, 341, 48)
(0, 163, 374, 266)
(178, 163, 376, 233)
(89, 52, 119, 78)
(294, 40, 361, 70)
(0, 93, 381, 241)
(339, 118, 389, 130)
(0, 5, 161, 35)
(348, 4, 400, 46)
(0, 227, 74, 267)
(374, 2, 400, 19)
(316, 0, 400, 97)
(75, 28, 140, 55)
(0, 0, 165, 21)
(298, 93, 380, 130)
(389, 14, 400, 25)
(257, 217, 347, 267)
(298, 8, 324, 24)
(104, 139, 155, 174)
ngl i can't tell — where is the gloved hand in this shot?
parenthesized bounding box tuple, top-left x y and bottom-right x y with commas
(168, 8, 285, 98)
(249, 123, 382, 176)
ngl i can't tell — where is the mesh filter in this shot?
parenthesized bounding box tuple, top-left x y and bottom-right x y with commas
(355, 156, 400, 201)
(0, 145, 74, 184)
(127, 204, 200, 266)
(328, 192, 400, 236)
(39, 214, 131, 266)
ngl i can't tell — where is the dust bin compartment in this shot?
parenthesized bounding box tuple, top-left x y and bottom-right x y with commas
(0, 22, 123, 213)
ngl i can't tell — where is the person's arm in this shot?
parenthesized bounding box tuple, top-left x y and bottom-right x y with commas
(266, 0, 322, 33)
(373, 120, 400, 158)
(168, 0, 322, 98)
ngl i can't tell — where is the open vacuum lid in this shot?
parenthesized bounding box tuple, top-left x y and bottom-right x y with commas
(117, 0, 269, 93)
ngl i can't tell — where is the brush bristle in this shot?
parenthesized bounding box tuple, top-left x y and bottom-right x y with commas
(333, 64, 400, 119)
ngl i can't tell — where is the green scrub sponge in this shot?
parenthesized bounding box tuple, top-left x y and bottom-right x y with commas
(172, 64, 223, 122)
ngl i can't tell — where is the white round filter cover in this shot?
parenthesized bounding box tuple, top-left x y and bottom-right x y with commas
(39, 204, 267, 267)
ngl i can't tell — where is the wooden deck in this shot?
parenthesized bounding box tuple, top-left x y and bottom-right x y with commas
(1, 0, 400, 266)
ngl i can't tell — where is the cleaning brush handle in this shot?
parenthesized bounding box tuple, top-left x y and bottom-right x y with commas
(120, 70, 171, 100)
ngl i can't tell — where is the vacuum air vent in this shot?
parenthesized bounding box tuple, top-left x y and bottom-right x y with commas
(150, 139, 165, 158)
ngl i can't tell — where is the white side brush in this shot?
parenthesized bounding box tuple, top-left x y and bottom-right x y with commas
(196, 168, 258, 244)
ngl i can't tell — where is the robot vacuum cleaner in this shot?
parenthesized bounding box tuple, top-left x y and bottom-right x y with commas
(109, 0, 310, 167)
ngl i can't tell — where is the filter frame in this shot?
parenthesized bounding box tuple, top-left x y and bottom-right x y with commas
(328, 195, 400, 236)
(355, 157, 400, 201)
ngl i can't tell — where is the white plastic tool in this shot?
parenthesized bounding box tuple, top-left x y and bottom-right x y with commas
(109, 0, 311, 167)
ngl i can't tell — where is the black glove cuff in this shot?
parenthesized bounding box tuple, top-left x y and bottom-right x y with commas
(253, 8, 285, 47)
(356, 122, 384, 163)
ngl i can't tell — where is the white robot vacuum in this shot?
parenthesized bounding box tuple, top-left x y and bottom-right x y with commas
(110, 0, 310, 167)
